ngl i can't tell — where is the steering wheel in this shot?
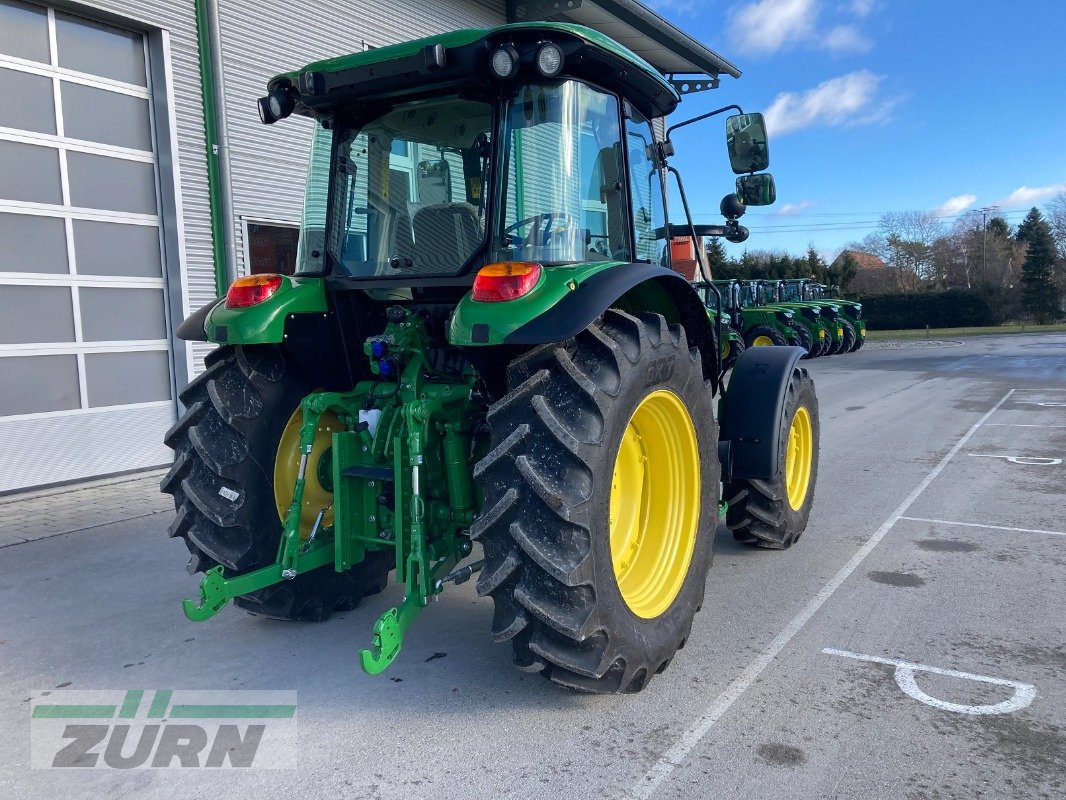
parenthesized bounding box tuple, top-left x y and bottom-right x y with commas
(504, 212, 574, 248)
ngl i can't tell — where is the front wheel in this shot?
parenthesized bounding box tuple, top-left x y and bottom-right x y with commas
(723, 330, 746, 371)
(788, 321, 815, 358)
(726, 368, 819, 549)
(840, 321, 857, 354)
(473, 310, 719, 693)
(744, 325, 788, 348)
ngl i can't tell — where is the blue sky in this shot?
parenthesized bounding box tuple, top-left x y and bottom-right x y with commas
(652, 0, 1066, 257)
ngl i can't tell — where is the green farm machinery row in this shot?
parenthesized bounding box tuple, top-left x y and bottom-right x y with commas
(163, 22, 820, 693)
(698, 278, 865, 367)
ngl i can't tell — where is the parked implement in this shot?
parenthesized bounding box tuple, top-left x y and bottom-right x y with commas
(164, 22, 819, 693)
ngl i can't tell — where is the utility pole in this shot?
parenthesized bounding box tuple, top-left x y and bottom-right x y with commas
(978, 205, 998, 286)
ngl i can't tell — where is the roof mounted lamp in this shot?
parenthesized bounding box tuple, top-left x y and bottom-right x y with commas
(534, 42, 565, 77)
(490, 44, 520, 79)
(258, 87, 295, 125)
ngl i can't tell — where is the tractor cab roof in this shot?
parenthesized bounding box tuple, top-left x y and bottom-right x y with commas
(269, 19, 735, 121)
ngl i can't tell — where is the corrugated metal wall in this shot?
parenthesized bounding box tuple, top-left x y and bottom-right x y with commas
(220, 0, 505, 277)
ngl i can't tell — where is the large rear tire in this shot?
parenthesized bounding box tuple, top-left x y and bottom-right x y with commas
(472, 310, 719, 693)
(161, 345, 390, 622)
(726, 368, 819, 549)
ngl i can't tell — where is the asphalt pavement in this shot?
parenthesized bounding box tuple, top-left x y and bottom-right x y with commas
(1, 333, 1064, 799)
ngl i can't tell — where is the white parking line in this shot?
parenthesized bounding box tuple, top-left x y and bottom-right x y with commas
(985, 423, 1066, 428)
(898, 516, 1066, 537)
(625, 388, 1016, 800)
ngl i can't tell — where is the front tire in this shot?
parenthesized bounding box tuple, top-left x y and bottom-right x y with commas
(723, 330, 745, 371)
(726, 369, 819, 549)
(161, 345, 390, 622)
(789, 321, 815, 358)
(840, 321, 857, 354)
(472, 310, 719, 693)
(745, 325, 788, 348)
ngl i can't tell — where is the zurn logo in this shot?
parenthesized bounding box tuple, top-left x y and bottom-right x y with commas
(30, 690, 296, 769)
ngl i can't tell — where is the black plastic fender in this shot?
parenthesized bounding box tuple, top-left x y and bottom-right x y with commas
(719, 345, 806, 481)
(505, 264, 720, 390)
(176, 298, 223, 342)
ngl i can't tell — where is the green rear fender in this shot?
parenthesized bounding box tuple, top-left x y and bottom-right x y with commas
(178, 276, 328, 345)
(448, 261, 720, 387)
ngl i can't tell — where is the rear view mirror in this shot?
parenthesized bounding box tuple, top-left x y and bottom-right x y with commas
(726, 113, 770, 174)
(417, 159, 451, 204)
(736, 173, 776, 206)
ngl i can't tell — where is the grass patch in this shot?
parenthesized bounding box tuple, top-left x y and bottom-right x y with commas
(866, 323, 1066, 340)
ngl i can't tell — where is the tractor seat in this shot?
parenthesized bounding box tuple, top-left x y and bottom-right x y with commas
(410, 203, 483, 273)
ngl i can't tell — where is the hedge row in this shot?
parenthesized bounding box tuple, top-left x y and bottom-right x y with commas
(857, 288, 1018, 330)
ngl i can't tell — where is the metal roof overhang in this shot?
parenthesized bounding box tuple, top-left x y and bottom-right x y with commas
(505, 0, 740, 91)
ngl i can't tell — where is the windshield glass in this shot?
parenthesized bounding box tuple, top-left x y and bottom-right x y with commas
(782, 283, 801, 302)
(496, 81, 629, 265)
(307, 94, 493, 279)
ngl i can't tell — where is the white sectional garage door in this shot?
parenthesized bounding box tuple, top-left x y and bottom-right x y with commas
(0, 0, 173, 492)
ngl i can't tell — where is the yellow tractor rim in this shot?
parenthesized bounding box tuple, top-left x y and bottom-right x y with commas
(784, 406, 813, 510)
(608, 390, 701, 619)
(753, 335, 775, 347)
(274, 406, 342, 539)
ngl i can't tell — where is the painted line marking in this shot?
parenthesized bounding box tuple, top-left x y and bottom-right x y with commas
(625, 388, 1016, 800)
(1012, 401, 1066, 407)
(823, 648, 1036, 716)
(967, 453, 1062, 465)
(898, 516, 1066, 537)
(985, 423, 1066, 428)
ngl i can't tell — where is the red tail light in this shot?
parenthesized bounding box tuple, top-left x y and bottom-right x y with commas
(226, 274, 283, 309)
(471, 262, 541, 302)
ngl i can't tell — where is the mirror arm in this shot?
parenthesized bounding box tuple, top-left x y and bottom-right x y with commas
(667, 166, 724, 373)
(661, 104, 744, 159)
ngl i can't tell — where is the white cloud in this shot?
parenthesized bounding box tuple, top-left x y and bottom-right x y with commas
(823, 24, 873, 53)
(774, 201, 815, 216)
(997, 183, 1066, 208)
(731, 0, 877, 55)
(848, 0, 877, 17)
(730, 0, 817, 54)
(932, 194, 977, 218)
(764, 71, 896, 136)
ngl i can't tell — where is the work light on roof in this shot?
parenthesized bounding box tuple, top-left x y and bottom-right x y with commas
(490, 45, 519, 79)
(535, 42, 564, 77)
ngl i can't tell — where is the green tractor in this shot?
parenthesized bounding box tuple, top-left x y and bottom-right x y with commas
(708, 278, 802, 350)
(164, 22, 820, 693)
(693, 280, 745, 370)
(747, 279, 828, 358)
(780, 279, 865, 353)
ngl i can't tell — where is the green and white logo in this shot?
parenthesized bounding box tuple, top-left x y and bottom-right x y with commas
(30, 689, 296, 769)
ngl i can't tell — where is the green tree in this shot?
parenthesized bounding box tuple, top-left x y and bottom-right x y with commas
(1016, 207, 1061, 323)
(827, 251, 859, 294)
(804, 244, 826, 282)
(705, 236, 729, 279)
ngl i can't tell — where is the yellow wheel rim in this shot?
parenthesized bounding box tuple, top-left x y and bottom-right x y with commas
(753, 335, 775, 347)
(784, 406, 813, 511)
(273, 406, 342, 540)
(608, 390, 701, 619)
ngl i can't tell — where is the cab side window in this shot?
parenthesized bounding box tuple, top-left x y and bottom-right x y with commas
(625, 108, 667, 265)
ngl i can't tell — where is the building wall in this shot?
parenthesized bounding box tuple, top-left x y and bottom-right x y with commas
(0, 0, 504, 493)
